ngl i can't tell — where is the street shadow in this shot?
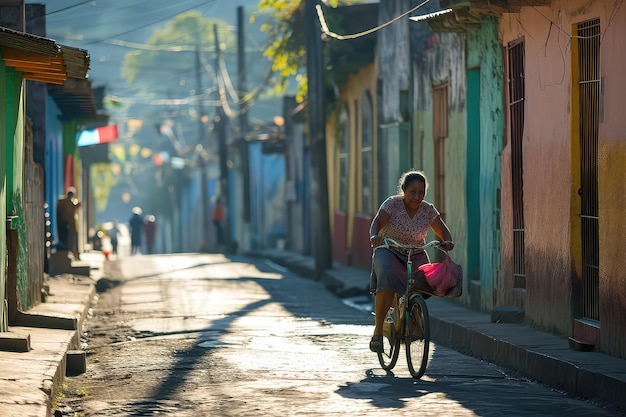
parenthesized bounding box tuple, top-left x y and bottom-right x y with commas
(335, 369, 431, 409)
(96, 255, 375, 415)
(126, 295, 273, 416)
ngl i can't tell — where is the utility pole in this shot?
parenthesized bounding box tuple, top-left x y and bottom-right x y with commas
(214, 24, 230, 250)
(237, 6, 251, 252)
(196, 25, 210, 252)
(305, 0, 332, 278)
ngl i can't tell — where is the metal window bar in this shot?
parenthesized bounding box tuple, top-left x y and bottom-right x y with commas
(508, 40, 526, 289)
(339, 107, 350, 212)
(433, 85, 448, 221)
(578, 19, 600, 321)
(361, 93, 373, 214)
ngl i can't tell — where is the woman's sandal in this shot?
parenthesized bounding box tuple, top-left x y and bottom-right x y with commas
(369, 335, 383, 353)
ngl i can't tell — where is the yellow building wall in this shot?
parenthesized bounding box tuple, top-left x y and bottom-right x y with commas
(329, 63, 377, 250)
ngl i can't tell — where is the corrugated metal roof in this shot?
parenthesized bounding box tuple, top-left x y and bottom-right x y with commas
(48, 78, 97, 121)
(0, 26, 90, 83)
(1, 25, 95, 119)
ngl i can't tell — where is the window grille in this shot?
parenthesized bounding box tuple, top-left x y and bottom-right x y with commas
(508, 39, 526, 289)
(433, 85, 448, 221)
(361, 92, 374, 214)
(577, 19, 600, 321)
(338, 106, 350, 212)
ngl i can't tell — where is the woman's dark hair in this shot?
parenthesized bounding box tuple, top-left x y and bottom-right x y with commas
(398, 170, 429, 195)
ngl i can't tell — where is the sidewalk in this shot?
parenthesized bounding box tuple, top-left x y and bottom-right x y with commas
(252, 249, 626, 414)
(0, 253, 102, 417)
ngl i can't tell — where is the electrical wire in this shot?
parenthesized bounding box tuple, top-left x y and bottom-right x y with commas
(45, 0, 95, 16)
(85, 0, 220, 45)
(316, 0, 432, 41)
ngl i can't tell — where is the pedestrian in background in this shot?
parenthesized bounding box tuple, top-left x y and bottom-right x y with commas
(143, 215, 157, 254)
(108, 219, 121, 257)
(212, 197, 224, 250)
(56, 186, 82, 260)
(129, 207, 143, 255)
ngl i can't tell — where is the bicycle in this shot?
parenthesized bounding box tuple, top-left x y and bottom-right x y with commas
(375, 238, 444, 379)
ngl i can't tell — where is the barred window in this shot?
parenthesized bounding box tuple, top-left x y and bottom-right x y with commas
(338, 105, 350, 212)
(361, 92, 373, 214)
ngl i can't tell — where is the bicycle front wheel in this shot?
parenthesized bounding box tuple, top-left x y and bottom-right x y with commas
(378, 321, 400, 370)
(406, 294, 430, 379)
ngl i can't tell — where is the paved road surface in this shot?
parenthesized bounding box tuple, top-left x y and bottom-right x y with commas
(55, 253, 620, 416)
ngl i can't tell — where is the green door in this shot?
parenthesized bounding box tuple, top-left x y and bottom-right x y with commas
(466, 68, 481, 284)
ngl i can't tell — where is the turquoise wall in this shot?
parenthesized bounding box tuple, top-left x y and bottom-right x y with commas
(466, 17, 504, 311)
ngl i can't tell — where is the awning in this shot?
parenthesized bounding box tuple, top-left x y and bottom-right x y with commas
(410, 0, 553, 31)
(409, 6, 482, 32)
(77, 125, 119, 147)
(48, 78, 98, 120)
(409, 8, 454, 22)
(0, 26, 90, 84)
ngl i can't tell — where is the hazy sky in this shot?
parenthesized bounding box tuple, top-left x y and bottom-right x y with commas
(27, 0, 264, 96)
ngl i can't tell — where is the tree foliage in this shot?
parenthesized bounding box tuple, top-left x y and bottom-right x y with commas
(256, 0, 364, 103)
(122, 11, 236, 91)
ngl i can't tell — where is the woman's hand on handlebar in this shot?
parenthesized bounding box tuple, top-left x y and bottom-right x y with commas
(439, 240, 455, 251)
(370, 235, 384, 248)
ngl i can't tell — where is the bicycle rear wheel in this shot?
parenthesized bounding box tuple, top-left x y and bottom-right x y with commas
(406, 293, 430, 379)
(377, 321, 400, 370)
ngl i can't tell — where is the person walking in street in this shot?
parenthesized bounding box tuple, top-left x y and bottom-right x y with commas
(56, 186, 82, 260)
(143, 215, 157, 254)
(212, 197, 224, 250)
(368, 170, 454, 353)
(108, 219, 121, 257)
(129, 207, 143, 255)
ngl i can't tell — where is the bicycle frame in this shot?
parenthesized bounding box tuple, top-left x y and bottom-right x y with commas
(375, 238, 441, 379)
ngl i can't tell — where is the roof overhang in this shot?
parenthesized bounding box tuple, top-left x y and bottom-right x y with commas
(0, 26, 90, 84)
(409, 4, 482, 32)
(410, 0, 552, 32)
(48, 78, 98, 121)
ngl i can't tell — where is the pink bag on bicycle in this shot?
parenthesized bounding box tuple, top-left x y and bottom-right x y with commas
(418, 254, 463, 297)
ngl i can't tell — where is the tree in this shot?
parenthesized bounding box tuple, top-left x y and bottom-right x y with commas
(256, 0, 356, 103)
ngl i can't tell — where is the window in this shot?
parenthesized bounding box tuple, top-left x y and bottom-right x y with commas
(338, 106, 350, 212)
(508, 39, 526, 289)
(361, 92, 373, 214)
(433, 84, 448, 220)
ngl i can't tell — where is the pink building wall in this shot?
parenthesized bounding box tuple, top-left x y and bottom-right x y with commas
(499, 1, 626, 358)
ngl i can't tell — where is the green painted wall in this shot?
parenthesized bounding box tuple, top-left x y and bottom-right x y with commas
(4, 66, 22, 216)
(3, 64, 29, 310)
(411, 32, 469, 302)
(0, 60, 7, 331)
(466, 68, 481, 286)
(466, 17, 504, 311)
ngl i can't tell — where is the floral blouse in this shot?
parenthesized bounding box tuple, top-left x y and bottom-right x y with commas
(377, 195, 440, 246)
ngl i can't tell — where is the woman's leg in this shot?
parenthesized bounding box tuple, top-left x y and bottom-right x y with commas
(373, 290, 395, 335)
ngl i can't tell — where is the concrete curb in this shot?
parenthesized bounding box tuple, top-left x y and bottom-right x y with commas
(430, 307, 626, 410)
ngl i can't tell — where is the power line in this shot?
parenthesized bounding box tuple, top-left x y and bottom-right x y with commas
(316, 0, 433, 41)
(85, 0, 219, 45)
(45, 0, 95, 16)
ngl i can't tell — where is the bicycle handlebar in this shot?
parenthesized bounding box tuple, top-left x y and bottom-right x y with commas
(381, 238, 442, 250)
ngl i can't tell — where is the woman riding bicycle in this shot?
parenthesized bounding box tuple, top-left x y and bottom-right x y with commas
(368, 170, 454, 353)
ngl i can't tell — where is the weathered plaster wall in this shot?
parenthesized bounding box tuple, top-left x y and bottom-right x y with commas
(467, 17, 505, 312)
(499, 0, 626, 345)
(595, 2, 626, 358)
(334, 63, 377, 257)
(377, 0, 410, 122)
(500, 5, 578, 336)
(598, 142, 626, 357)
(411, 31, 468, 302)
